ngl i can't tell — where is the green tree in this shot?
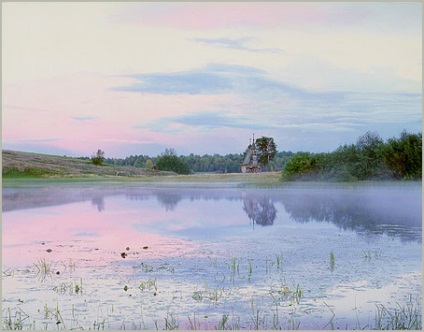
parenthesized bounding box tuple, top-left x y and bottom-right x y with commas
(355, 131, 385, 179)
(255, 136, 277, 171)
(91, 149, 105, 166)
(282, 152, 318, 180)
(156, 154, 190, 174)
(382, 131, 422, 179)
(144, 159, 154, 169)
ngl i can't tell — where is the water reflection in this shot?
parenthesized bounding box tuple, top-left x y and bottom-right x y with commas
(155, 192, 183, 211)
(2, 184, 421, 242)
(91, 195, 105, 212)
(281, 189, 422, 243)
(243, 194, 277, 227)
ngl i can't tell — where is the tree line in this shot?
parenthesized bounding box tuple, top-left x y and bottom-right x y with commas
(97, 130, 421, 181)
(282, 131, 422, 181)
(104, 149, 293, 174)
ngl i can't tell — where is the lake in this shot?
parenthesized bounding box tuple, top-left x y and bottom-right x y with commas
(2, 182, 422, 330)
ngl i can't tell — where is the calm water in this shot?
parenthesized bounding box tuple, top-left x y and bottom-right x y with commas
(2, 182, 422, 330)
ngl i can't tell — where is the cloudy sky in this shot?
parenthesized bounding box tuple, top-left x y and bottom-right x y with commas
(2, 2, 422, 158)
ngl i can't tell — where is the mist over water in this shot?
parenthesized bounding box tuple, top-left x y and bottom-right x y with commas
(2, 182, 422, 330)
(3, 183, 421, 242)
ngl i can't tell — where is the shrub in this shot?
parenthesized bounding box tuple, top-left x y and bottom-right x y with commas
(282, 152, 318, 181)
(156, 155, 190, 174)
(91, 149, 105, 166)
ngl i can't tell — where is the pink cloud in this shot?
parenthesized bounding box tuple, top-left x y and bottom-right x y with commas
(118, 2, 369, 30)
(2, 73, 239, 157)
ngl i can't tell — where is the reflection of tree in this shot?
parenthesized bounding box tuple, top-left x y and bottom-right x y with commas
(156, 192, 183, 211)
(4, 185, 420, 243)
(280, 190, 422, 243)
(91, 196, 105, 212)
(243, 194, 277, 227)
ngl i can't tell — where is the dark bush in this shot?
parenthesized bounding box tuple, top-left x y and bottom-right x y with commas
(156, 155, 190, 174)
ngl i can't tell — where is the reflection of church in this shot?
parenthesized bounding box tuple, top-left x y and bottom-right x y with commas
(240, 134, 261, 173)
(243, 193, 277, 228)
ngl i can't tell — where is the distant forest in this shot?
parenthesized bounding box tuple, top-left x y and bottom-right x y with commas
(103, 130, 421, 180)
(105, 151, 294, 174)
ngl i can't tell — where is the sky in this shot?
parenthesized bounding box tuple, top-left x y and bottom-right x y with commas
(2, 2, 422, 158)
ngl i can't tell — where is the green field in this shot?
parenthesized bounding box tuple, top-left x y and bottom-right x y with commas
(2, 150, 282, 186)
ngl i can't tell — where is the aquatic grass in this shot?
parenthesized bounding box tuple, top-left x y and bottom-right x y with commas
(228, 257, 240, 275)
(164, 311, 179, 330)
(52, 278, 83, 295)
(218, 314, 229, 330)
(133, 261, 155, 273)
(374, 248, 383, 260)
(215, 314, 241, 330)
(92, 319, 106, 330)
(33, 258, 52, 281)
(191, 290, 203, 302)
(294, 284, 303, 304)
(208, 256, 218, 268)
(40, 303, 67, 330)
(362, 249, 384, 261)
(250, 298, 262, 330)
(228, 315, 241, 330)
(3, 308, 29, 330)
(247, 259, 253, 280)
(52, 282, 68, 294)
(208, 287, 223, 303)
(43, 303, 49, 320)
(73, 278, 83, 295)
(323, 302, 336, 329)
(139, 303, 147, 330)
(330, 250, 335, 271)
(270, 279, 303, 305)
(226, 257, 241, 282)
(187, 313, 200, 330)
(276, 253, 283, 270)
(4, 295, 421, 330)
(271, 303, 280, 330)
(140, 262, 155, 273)
(139, 277, 158, 294)
(374, 301, 422, 330)
(53, 303, 66, 330)
(265, 258, 271, 274)
(362, 249, 372, 260)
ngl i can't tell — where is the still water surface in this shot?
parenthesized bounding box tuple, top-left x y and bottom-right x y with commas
(2, 183, 422, 330)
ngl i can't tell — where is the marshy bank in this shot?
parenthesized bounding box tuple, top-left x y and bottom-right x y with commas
(2, 182, 422, 330)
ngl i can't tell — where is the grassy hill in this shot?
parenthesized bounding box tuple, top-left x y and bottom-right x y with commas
(2, 150, 283, 185)
(1, 150, 167, 179)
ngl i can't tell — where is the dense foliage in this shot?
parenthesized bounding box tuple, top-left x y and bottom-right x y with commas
(255, 137, 277, 170)
(156, 154, 190, 175)
(282, 131, 422, 181)
(91, 149, 105, 166)
(106, 151, 294, 173)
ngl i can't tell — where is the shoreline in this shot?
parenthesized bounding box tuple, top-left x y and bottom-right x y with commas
(2, 174, 421, 189)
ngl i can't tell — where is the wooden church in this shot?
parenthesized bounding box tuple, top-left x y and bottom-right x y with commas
(240, 134, 261, 173)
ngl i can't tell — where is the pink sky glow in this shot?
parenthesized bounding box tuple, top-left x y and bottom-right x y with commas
(2, 2, 421, 158)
